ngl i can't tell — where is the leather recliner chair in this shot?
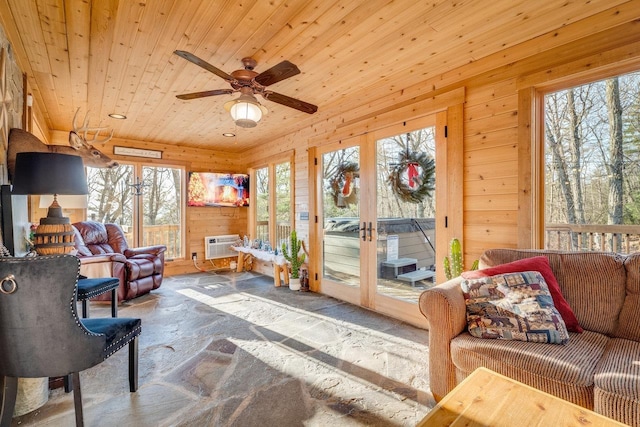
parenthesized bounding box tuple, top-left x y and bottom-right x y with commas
(72, 221, 166, 302)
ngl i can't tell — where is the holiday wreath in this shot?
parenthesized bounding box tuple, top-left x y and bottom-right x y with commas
(328, 161, 359, 207)
(387, 150, 435, 203)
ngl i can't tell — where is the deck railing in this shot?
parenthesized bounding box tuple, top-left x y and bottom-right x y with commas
(123, 224, 181, 260)
(255, 221, 292, 248)
(545, 223, 640, 254)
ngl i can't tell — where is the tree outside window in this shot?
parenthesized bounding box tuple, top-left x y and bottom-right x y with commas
(544, 70, 640, 252)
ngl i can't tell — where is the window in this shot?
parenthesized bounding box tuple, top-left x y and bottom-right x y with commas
(251, 156, 293, 248)
(543, 70, 640, 252)
(86, 162, 184, 259)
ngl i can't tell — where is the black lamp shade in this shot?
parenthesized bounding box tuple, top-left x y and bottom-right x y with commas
(11, 152, 89, 195)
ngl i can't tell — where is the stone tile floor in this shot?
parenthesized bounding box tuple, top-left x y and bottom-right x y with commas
(13, 271, 434, 426)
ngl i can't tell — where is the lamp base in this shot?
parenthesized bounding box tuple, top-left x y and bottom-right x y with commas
(34, 214, 75, 255)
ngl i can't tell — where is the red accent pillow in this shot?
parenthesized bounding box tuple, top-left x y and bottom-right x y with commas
(461, 256, 583, 333)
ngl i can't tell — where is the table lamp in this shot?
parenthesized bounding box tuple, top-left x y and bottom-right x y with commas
(11, 152, 89, 255)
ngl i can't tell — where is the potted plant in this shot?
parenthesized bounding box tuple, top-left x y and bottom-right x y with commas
(282, 230, 306, 290)
(443, 238, 479, 279)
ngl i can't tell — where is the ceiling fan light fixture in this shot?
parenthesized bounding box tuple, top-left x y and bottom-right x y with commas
(224, 93, 267, 128)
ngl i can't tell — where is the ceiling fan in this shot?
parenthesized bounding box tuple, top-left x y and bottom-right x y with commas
(173, 50, 318, 115)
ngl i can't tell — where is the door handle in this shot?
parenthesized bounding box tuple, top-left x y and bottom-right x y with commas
(360, 222, 367, 241)
(367, 222, 374, 242)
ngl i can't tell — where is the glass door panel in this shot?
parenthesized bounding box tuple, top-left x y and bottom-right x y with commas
(141, 166, 182, 259)
(255, 167, 269, 242)
(87, 163, 184, 260)
(375, 126, 437, 304)
(86, 165, 134, 231)
(321, 145, 361, 290)
(274, 162, 291, 247)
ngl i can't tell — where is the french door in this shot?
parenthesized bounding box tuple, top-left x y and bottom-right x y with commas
(315, 115, 445, 326)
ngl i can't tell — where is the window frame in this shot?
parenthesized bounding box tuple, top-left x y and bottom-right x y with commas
(520, 60, 640, 248)
(86, 159, 186, 260)
(248, 151, 295, 244)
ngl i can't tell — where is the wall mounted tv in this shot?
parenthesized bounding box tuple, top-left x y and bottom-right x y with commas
(187, 172, 250, 207)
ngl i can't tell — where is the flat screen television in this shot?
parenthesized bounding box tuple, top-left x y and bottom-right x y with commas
(187, 172, 250, 207)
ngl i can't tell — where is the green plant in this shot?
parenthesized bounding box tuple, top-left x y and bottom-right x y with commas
(282, 230, 306, 279)
(443, 238, 478, 280)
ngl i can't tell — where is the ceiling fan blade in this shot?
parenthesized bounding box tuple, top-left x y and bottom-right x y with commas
(174, 50, 234, 81)
(263, 91, 317, 114)
(176, 89, 234, 100)
(254, 61, 300, 86)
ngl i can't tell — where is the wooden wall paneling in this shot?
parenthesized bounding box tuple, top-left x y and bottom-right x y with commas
(465, 211, 517, 228)
(465, 177, 518, 196)
(464, 160, 519, 182)
(516, 40, 640, 91)
(465, 94, 518, 123)
(465, 111, 518, 137)
(464, 80, 519, 107)
(465, 223, 521, 245)
(433, 109, 448, 285)
(465, 143, 517, 167)
(462, 77, 519, 259)
(465, 127, 519, 151)
(464, 194, 518, 212)
(517, 87, 536, 248)
(436, 103, 466, 268)
(307, 145, 318, 292)
(313, 87, 465, 146)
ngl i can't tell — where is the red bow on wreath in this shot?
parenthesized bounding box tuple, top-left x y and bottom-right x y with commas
(407, 162, 419, 188)
(342, 172, 352, 195)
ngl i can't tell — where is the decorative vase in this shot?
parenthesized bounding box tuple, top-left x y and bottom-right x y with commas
(289, 278, 301, 291)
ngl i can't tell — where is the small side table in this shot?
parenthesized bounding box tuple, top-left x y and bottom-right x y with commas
(77, 277, 119, 318)
(232, 247, 290, 287)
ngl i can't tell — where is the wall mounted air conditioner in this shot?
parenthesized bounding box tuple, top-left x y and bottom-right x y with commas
(204, 235, 239, 260)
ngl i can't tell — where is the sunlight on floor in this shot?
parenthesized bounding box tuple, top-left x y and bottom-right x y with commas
(176, 287, 429, 421)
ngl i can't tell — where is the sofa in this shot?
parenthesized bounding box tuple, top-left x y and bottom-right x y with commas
(72, 221, 166, 302)
(419, 248, 640, 426)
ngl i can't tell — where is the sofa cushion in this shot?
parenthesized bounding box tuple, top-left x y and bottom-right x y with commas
(74, 221, 118, 255)
(461, 271, 569, 344)
(594, 338, 640, 424)
(463, 256, 582, 333)
(480, 249, 627, 336)
(616, 253, 640, 341)
(594, 338, 640, 401)
(451, 330, 610, 407)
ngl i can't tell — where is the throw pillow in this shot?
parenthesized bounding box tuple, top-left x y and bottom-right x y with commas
(461, 271, 570, 344)
(462, 256, 583, 333)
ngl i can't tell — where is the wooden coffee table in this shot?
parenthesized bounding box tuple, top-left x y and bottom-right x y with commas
(418, 367, 626, 426)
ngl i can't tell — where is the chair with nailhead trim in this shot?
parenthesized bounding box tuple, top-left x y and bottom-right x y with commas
(0, 255, 141, 427)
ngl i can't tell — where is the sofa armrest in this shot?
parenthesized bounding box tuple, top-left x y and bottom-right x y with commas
(78, 253, 127, 264)
(418, 276, 467, 401)
(124, 245, 166, 258)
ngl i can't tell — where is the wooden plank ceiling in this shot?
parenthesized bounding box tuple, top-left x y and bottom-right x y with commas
(0, 0, 633, 152)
